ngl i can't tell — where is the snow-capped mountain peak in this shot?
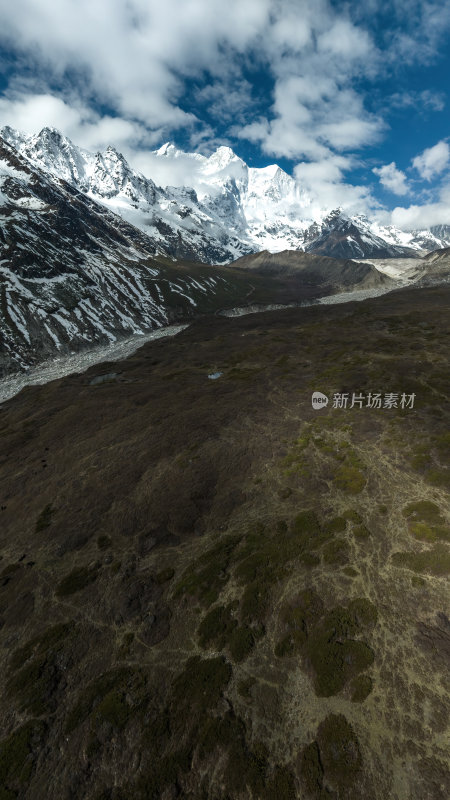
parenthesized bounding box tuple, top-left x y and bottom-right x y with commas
(204, 145, 243, 172)
(1, 124, 449, 262)
(0, 132, 253, 375)
(246, 163, 300, 203)
(156, 142, 182, 158)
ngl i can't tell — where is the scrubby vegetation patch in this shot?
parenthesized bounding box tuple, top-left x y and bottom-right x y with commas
(275, 595, 376, 697)
(174, 535, 240, 607)
(392, 544, 450, 576)
(0, 720, 46, 797)
(300, 714, 362, 797)
(35, 504, 55, 533)
(402, 500, 449, 543)
(55, 564, 100, 597)
(7, 623, 75, 716)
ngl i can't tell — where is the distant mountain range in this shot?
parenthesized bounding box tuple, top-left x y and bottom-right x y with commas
(0, 134, 388, 376)
(0, 136, 256, 375)
(0, 126, 448, 376)
(2, 126, 450, 263)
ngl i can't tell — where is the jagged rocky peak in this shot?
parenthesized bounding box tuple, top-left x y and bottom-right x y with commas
(2, 125, 450, 261)
(324, 207, 344, 223)
(37, 126, 63, 142)
(431, 224, 450, 239)
(352, 212, 371, 225)
(201, 147, 248, 192)
(248, 163, 279, 184)
(206, 145, 242, 168)
(246, 162, 299, 204)
(156, 142, 182, 158)
(30, 127, 78, 157)
(1, 125, 31, 158)
(104, 144, 126, 160)
(0, 124, 23, 149)
(0, 141, 250, 375)
(166, 185, 199, 204)
(102, 146, 130, 184)
(0, 124, 15, 137)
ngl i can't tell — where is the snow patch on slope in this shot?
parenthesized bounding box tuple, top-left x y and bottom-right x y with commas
(4, 125, 448, 263)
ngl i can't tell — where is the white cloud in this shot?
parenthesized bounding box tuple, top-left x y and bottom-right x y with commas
(379, 0, 450, 65)
(412, 140, 450, 180)
(0, 0, 384, 164)
(130, 150, 207, 190)
(0, 0, 271, 131)
(0, 92, 159, 153)
(236, 74, 383, 161)
(239, 2, 383, 161)
(388, 89, 445, 112)
(294, 155, 380, 215)
(373, 162, 409, 195)
(391, 183, 450, 228)
(194, 79, 255, 124)
(0, 93, 82, 138)
(0, 0, 449, 208)
(317, 18, 373, 60)
(319, 115, 383, 151)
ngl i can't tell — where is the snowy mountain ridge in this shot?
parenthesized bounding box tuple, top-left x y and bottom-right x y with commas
(2, 125, 449, 262)
(0, 134, 249, 374)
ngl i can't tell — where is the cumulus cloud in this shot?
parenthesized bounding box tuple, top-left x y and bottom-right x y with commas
(0, 0, 271, 133)
(381, 138, 450, 225)
(375, 0, 450, 65)
(0, 94, 84, 139)
(0, 91, 160, 154)
(0, 0, 449, 220)
(236, 74, 383, 161)
(234, 2, 384, 161)
(294, 155, 380, 215)
(412, 140, 450, 180)
(391, 183, 450, 228)
(194, 78, 256, 124)
(373, 162, 409, 195)
(0, 0, 385, 165)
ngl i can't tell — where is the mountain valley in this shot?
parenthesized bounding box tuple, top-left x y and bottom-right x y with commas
(0, 284, 448, 799)
(2, 128, 449, 379)
(0, 121, 449, 800)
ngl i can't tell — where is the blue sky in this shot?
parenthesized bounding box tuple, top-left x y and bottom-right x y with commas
(0, 0, 449, 228)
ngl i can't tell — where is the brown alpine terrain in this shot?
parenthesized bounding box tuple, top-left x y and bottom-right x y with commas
(421, 247, 450, 274)
(230, 249, 394, 291)
(413, 248, 450, 287)
(0, 133, 399, 378)
(0, 285, 449, 799)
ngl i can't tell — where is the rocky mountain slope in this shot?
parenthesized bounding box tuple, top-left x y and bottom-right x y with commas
(231, 249, 394, 291)
(1, 130, 411, 378)
(1, 126, 448, 378)
(303, 211, 417, 260)
(0, 284, 448, 799)
(1, 126, 253, 265)
(423, 245, 450, 266)
(2, 126, 449, 262)
(417, 246, 450, 285)
(0, 135, 257, 375)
